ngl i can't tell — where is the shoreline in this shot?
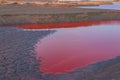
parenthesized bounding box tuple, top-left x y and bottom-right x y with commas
(0, 27, 55, 80)
(17, 20, 120, 29)
(0, 1, 113, 7)
(1, 11, 120, 25)
(0, 5, 120, 25)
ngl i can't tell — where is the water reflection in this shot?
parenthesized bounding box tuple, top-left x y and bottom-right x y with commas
(35, 22, 120, 74)
(18, 20, 120, 29)
(79, 4, 120, 10)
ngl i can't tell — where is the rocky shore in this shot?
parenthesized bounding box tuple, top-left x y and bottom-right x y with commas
(0, 5, 120, 25)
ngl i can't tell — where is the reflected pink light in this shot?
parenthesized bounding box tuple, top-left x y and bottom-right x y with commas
(35, 21, 120, 74)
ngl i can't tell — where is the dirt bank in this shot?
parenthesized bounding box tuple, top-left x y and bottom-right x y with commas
(0, 5, 120, 25)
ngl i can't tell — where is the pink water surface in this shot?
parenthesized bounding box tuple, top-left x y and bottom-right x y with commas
(35, 21, 120, 74)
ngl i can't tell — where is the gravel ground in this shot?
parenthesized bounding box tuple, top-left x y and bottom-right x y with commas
(0, 27, 55, 80)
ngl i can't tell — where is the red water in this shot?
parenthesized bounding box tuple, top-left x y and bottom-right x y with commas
(35, 21, 120, 74)
(18, 20, 120, 29)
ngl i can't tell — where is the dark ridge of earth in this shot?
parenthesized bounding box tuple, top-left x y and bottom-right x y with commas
(0, 27, 55, 80)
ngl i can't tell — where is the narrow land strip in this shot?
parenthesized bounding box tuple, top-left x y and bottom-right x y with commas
(0, 5, 120, 25)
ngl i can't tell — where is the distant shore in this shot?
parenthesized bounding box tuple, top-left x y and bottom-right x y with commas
(0, 1, 114, 7)
(0, 5, 120, 25)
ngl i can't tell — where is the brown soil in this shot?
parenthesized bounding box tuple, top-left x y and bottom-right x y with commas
(0, 5, 120, 25)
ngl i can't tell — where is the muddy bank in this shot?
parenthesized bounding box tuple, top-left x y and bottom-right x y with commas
(0, 5, 120, 25)
(0, 27, 55, 80)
